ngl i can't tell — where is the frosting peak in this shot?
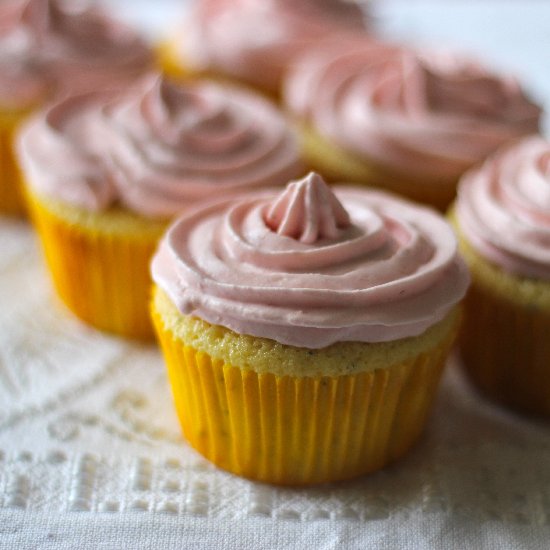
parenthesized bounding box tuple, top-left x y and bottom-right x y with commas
(264, 173, 350, 244)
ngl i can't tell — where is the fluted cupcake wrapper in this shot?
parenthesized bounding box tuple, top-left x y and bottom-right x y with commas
(152, 304, 455, 485)
(460, 281, 550, 416)
(0, 109, 29, 216)
(26, 190, 161, 340)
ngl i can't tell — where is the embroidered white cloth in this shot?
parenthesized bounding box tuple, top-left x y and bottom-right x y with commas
(2, 2, 550, 548)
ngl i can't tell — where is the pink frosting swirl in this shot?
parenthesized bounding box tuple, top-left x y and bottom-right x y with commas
(284, 43, 542, 183)
(264, 174, 351, 243)
(178, 0, 371, 93)
(456, 136, 550, 280)
(0, 0, 153, 109)
(18, 74, 304, 218)
(151, 173, 469, 347)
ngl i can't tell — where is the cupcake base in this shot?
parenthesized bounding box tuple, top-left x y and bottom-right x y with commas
(453, 224, 550, 416)
(460, 281, 550, 416)
(26, 189, 166, 340)
(298, 123, 458, 211)
(0, 108, 30, 216)
(152, 286, 460, 485)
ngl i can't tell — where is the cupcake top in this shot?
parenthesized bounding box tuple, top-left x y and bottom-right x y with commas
(18, 74, 304, 219)
(455, 136, 550, 280)
(0, 0, 153, 110)
(177, 0, 371, 93)
(284, 43, 542, 183)
(152, 172, 469, 348)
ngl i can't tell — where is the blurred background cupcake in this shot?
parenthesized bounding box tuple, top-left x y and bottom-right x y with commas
(451, 135, 550, 416)
(161, 0, 373, 98)
(0, 0, 154, 215)
(18, 73, 304, 340)
(284, 42, 542, 210)
(151, 172, 469, 485)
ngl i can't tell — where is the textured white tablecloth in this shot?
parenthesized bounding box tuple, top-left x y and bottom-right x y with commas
(2, 2, 550, 548)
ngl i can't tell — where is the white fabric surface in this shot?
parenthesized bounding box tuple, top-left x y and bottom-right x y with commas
(2, 1, 550, 548)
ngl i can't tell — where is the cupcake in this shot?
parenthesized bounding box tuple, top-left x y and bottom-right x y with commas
(17, 74, 304, 340)
(0, 0, 154, 215)
(151, 172, 469, 485)
(162, 0, 372, 97)
(452, 136, 550, 416)
(283, 42, 542, 210)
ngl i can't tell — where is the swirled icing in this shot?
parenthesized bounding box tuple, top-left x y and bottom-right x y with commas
(456, 136, 550, 280)
(18, 74, 304, 218)
(151, 173, 469, 347)
(264, 174, 351, 243)
(284, 43, 542, 183)
(0, 0, 152, 109)
(178, 0, 370, 92)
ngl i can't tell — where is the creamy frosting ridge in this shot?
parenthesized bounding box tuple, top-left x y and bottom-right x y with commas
(284, 43, 542, 183)
(0, 0, 152, 109)
(18, 74, 304, 218)
(179, 0, 370, 93)
(152, 173, 469, 347)
(456, 136, 550, 280)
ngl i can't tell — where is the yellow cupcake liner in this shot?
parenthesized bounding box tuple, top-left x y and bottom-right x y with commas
(26, 191, 163, 340)
(152, 302, 456, 485)
(459, 280, 550, 416)
(0, 109, 29, 216)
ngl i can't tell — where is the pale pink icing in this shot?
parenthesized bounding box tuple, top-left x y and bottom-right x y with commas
(178, 0, 371, 93)
(284, 43, 542, 184)
(0, 0, 153, 110)
(456, 136, 550, 280)
(264, 173, 351, 243)
(18, 74, 304, 218)
(151, 173, 469, 347)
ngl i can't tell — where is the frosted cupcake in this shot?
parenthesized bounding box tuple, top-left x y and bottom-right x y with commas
(452, 136, 550, 416)
(162, 0, 372, 97)
(284, 42, 542, 210)
(0, 0, 154, 215)
(151, 172, 469, 485)
(18, 74, 304, 339)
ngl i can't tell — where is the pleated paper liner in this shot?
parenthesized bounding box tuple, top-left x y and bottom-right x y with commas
(152, 287, 459, 485)
(450, 215, 550, 417)
(298, 124, 458, 212)
(0, 108, 31, 216)
(459, 275, 550, 417)
(25, 189, 166, 340)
